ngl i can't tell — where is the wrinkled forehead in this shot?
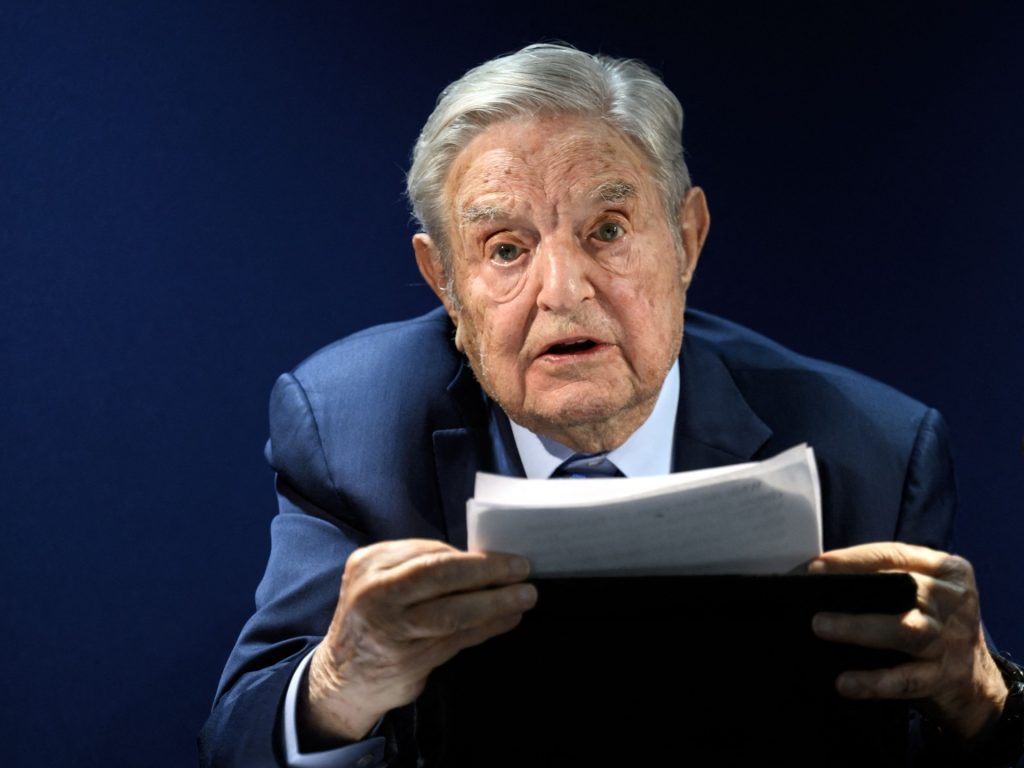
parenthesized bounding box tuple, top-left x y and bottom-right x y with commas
(444, 116, 659, 222)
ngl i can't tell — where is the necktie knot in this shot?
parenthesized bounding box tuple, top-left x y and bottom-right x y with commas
(550, 452, 624, 479)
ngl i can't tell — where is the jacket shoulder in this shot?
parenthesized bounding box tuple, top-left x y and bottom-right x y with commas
(265, 307, 468, 519)
(684, 308, 930, 424)
(290, 307, 459, 395)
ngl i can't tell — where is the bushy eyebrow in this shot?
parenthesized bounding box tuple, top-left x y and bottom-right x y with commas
(460, 204, 511, 224)
(459, 180, 635, 224)
(593, 180, 637, 203)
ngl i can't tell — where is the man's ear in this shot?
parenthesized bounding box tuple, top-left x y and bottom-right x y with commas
(678, 186, 710, 285)
(413, 233, 458, 317)
(414, 234, 468, 353)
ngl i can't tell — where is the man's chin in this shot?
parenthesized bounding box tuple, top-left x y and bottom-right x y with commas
(506, 389, 655, 452)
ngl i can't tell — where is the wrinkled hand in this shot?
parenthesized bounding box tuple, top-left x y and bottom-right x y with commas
(299, 539, 536, 745)
(809, 542, 1007, 741)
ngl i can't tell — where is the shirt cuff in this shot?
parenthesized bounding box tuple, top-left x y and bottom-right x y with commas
(283, 647, 387, 768)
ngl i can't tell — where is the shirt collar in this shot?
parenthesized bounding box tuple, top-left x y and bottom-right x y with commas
(508, 361, 680, 479)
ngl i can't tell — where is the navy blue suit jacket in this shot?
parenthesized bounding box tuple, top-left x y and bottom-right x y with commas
(200, 307, 957, 766)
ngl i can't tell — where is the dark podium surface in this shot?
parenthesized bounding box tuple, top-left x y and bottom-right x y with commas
(420, 573, 917, 767)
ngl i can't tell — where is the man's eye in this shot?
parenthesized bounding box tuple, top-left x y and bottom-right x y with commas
(491, 243, 523, 263)
(594, 222, 623, 242)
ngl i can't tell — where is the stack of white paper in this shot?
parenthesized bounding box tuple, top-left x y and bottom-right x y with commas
(467, 444, 822, 577)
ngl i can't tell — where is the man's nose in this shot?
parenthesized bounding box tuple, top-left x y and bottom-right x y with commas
(534, 237, 595, 313)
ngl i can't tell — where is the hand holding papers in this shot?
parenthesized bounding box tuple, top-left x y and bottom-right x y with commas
(468, 444, 822, 576)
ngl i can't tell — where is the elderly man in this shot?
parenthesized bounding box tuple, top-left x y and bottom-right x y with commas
(201, 44, 1022, 767)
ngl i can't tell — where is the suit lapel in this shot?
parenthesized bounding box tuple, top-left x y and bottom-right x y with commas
(432, 359, 492, 550)
(672, 332, 773, 472)
(433, 429, 480, 550)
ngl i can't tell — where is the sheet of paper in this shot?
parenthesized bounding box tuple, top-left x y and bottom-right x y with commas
(467, 444, 822, 576)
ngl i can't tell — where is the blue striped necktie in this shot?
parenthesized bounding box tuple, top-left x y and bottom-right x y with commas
(550, 452, 624, 479)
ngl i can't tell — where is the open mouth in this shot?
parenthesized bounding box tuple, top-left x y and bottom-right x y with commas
(543, 338, 600, 356)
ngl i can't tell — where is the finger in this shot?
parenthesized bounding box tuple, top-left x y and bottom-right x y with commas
(809, 542, 950, 575)
(402, 583, 538, 639)
(909, 571, 982, 630)
(451, 611, 526, 651)
(377, 550, 531, 606)
(812, 611, 942, 657)
(908, 572, 951, 623)
(400, 612, 528, 678)
(346, 539, 460, 576)
(833, 660, 941, 700)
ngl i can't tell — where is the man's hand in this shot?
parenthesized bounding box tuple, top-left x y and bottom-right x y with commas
(298, 539, 537, 746)
(809, 542, 1008, 742)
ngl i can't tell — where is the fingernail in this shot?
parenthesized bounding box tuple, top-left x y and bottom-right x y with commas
(807, 560, 826, 574)
(509, 557, 530, 578)
(836, 674, 862, 696)
(812, 614, 834, 635)
(516, 584, 537, 608)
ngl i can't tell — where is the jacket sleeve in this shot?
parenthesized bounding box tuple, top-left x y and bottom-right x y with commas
(893, 407, 957, 552)
(199, 373, 406, 767)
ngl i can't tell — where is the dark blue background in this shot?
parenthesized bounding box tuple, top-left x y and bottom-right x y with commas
(3, 2, 1021, 765)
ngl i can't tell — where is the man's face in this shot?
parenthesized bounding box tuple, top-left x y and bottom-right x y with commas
(416, 115, 708, 452)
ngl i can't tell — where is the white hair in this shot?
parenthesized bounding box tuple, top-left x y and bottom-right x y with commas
(406, 43, 692, 278)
